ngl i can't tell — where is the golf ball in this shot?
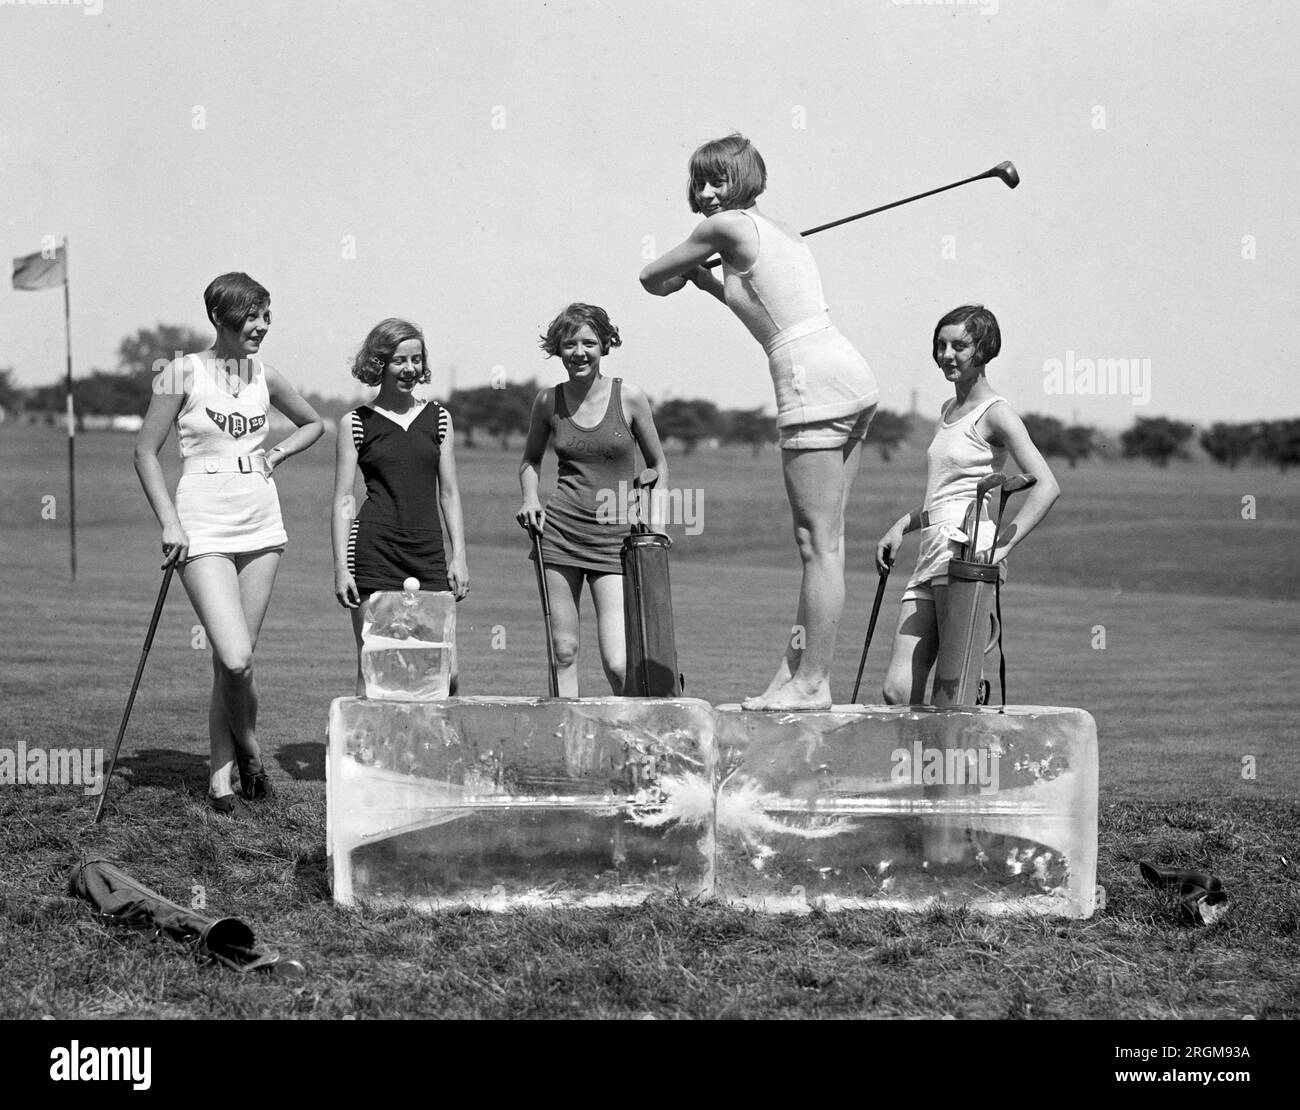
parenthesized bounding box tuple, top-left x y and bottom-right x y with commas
(402, 577, 420, 593)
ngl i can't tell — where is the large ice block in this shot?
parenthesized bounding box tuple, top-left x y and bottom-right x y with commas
(360, 590, 456, 700)
(327, 697, 715, 909)
(712, 704, 1098, 917)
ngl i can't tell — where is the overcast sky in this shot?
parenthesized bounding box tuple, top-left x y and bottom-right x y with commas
(2, 0, 1295, 429)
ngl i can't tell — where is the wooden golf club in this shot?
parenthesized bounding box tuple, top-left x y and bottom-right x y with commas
(528, 525, 560, 696)
(965, 474, 1007, 561)
(94, 561, 176, 823)
(705, 160, 1020, 268)
(987, 474, 1037, 563)
(850, 564, 891, 704)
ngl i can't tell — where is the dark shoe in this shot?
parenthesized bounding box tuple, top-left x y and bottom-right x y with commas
(238, 763, 275, 801)
(209, 793, 237, 816)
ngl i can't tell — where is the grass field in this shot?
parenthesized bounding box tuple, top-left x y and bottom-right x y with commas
(2, 421, 1298, 1020)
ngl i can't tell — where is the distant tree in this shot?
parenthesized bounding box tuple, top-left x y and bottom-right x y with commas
(1258, 419, 1300, 472)
(450, 380, 536, 448)
(655, 398, 723, 454)
(1020, 413, 1068, 458)
(721, 407, 773, 455)
(868, 409, 910, 462)
(0, 367, 21, 413)
(75, 369, 154, 416)
(117, 324, 211, 378)
(1120, 416, 1194, 467)
(1062, 424, 1095, 469)
(1200, 422, 1259, 469)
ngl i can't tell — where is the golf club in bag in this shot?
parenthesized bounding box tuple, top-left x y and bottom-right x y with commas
(988, 474, 1037, 708)
(705, 160, 1020, 269)
(621, 469, 683, 697)
(528, 525, 560, 696)
(94, 561, 175, 823)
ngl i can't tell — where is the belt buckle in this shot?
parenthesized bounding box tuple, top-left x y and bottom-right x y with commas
(203, 459, 219, 474)
(237, 456, 252, 474)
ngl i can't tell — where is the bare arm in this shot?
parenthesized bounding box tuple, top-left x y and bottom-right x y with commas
(263, 365, 325, 469)
(981, 403, 1061, 563)
(621, 384, 670, 528)
(437, 412, 469, 599)
(516, 389, 553, 533)
(639, 212, 750, 296)
(331, 411, 361, 607)
(876, 506, 925, 574)
(133, 360, 189, 566)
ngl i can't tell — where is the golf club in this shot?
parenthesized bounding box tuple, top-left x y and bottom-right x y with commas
(94, 561, 176, 823)
(704, 160, 1019, 268)
(987, 474, 1038, 564)
(965, 473, 1007, 561)
(528, 525, 560, 696)
(850, 564, 891, 703)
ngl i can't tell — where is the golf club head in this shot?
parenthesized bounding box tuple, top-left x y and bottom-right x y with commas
(1001, 473, 1038, 497)
(993, 160, 1020, 189)
(975, 473, 1008, 499)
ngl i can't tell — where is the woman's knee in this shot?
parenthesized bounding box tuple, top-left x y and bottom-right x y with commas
(212, 650, 254, 681)
(792, 519, 843, 561)
(552, 633, 580, 669)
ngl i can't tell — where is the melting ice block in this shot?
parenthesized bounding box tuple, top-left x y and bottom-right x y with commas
(360, 590, 456, 700)
(712, 704, 1098, 917)
(327, 696, 715, 909)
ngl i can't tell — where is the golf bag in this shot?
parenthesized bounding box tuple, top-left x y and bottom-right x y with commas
(930, 557, 999, 707)
(621, 525, 684, 697)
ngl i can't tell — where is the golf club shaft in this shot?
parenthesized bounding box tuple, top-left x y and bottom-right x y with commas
(530, 529, 560, 696)
(94, 562, 175, 823)
(850, 567, 890, 703)
(705, 163, 1011, 269)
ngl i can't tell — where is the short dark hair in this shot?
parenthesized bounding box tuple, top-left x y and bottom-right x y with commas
(688, 133, 767, 214)
(932, 304, 1001, 365)
(351, 318, 430, 386)
(203, 272, 270, 333)
(538, 303, 622, 357)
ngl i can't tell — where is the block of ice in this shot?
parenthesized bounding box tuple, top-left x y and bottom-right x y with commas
(327, 696, 716, 910)
(711, 704, 1098, 917)
(360, 590, 456, 701)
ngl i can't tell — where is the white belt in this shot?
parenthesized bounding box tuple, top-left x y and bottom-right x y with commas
(920, 498, 989, 528)
(182, 453, 270, 476)
(762, 313, 832, 356)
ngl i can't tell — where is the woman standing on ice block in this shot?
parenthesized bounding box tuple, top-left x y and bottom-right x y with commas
(640, 133, 878, 710)
(331, 318, 469, 696)
(135, 273, 324, 815)
(517, 303, 669, 697)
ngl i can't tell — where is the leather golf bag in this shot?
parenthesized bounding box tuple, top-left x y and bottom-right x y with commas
(931, 557, 999, 707)
(621, 527, 683, 697)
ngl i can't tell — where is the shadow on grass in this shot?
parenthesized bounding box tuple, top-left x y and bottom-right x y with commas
(115, 748, 208, 790)
(277, 742, 325, 782)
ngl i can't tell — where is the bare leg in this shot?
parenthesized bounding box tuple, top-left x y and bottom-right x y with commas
(544, 564, 585, 698)
(589, 571, 627, 695)
(881, 597, 939, 705)
(746, 436, 864, 710)
(181, 550, 280, 798)
(350, 603, 366, 697)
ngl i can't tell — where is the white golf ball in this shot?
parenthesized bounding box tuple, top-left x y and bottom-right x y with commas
(402, 577, 420, 593)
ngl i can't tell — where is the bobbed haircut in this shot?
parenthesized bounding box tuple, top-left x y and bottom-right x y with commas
(688, 133, 767, 213)
(932, 304, 1002, 366)
(351, 318, 431, 386)
(538, 303, 622, 357)
(204, 272, 270, 333)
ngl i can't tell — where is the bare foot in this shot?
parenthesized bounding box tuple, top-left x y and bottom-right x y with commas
(742, 679, 832, 712)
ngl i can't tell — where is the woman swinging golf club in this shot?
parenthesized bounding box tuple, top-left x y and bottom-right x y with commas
(875, 304, 1059, 705)
(640, 133, 878, 710)
(516, 303, 669, 697)
(134, 273, 324, 814)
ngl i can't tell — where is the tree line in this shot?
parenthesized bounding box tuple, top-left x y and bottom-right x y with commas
(2, 325, 1297, 470)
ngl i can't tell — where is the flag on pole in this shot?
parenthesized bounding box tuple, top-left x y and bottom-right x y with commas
(12, 246, 67, 291)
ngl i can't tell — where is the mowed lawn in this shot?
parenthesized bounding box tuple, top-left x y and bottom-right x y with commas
(1, 421, 1297, 1020)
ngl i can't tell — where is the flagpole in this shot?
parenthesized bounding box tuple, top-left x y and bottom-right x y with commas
(63, 237, 77, 582)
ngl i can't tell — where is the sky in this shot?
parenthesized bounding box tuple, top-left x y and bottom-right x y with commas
(2, 0, 1297, 430)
